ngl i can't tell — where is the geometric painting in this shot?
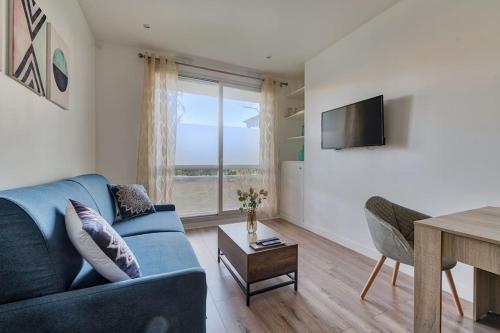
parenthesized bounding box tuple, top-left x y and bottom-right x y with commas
(8, 0, 47, 96)
(47, 22, 69, 109)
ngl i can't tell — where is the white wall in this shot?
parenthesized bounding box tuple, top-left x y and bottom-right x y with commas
(95, 43, 143, 184)
(0, 0, 95, 189)
(95, 42, 303, 183)
(304, 0, 500, 301)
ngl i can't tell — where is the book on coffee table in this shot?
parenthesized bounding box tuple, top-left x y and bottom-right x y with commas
(250, 239, 286, 250)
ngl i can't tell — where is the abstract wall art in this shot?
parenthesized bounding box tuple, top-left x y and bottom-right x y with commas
(47, 22, 69, 109)
(9, 0, 47, 95)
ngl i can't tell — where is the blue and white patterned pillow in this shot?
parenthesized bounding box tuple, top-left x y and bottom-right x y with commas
(65, 199, 142, 281)
(108, 184, 156, 220)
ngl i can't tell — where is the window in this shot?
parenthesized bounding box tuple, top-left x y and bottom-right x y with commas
(172, 78, 261, 217)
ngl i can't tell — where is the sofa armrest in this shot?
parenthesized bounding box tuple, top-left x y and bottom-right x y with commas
(0, 268, 206, 333)
(155, 204, 176, 212)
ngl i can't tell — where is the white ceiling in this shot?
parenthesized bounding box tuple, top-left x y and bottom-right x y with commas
(78, 0, 399, 77)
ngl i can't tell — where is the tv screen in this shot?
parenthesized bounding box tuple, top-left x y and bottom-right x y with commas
(321, 95, 384, 150)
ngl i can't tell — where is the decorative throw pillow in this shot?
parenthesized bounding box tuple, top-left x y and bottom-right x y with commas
(108, 184, 156, 220)
(65, 199, 142, 281)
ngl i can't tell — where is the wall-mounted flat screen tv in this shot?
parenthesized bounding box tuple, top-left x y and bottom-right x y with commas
(321, 95, 385, 150)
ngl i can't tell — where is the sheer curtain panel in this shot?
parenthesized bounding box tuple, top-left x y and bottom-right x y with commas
(137, 54, 178, 203)
(259, 78, 280, 218)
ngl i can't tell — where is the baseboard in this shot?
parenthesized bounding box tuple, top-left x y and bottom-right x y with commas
(183, 214, 280, 230)
(301, 222, 381, 260)
(183, 216, 243, 229)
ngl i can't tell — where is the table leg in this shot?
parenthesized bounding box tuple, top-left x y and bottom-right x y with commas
(414, 225, 442, 333)
(246, 283, 250, 306)
(474, 268, 500, 321)
(294, 271, 298, 292)
(217, 248, 221, 263)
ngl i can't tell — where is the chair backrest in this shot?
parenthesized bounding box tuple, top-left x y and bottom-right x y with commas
(364, 196, 430, 265)
(0, 174, 113, 304)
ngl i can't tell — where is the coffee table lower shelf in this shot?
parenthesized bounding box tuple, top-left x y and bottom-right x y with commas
(218, 249, 298, 306)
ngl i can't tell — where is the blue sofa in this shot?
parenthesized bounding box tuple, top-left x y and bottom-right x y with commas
(0, 174, 206, 332)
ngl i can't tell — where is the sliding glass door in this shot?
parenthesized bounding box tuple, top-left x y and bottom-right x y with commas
(173, 77, 260, 217)
(173, 79, 219, 217)
(222, 86, 261, 211)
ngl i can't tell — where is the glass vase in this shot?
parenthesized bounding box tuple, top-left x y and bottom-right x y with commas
(246, 209, 257, 234)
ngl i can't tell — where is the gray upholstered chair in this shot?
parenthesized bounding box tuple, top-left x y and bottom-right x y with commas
(360, 196, 463, 316)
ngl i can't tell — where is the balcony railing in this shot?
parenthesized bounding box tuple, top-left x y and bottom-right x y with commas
(172, 165, 261, 217)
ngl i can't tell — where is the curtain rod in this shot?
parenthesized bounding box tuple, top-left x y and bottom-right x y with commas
(138, 53, 288, 87)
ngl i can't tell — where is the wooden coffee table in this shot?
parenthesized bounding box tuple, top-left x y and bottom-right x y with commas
(217, 222, 298, 306)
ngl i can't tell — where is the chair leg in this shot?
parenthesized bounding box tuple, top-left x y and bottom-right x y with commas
(392, 261, 400, 286)
(445, 270, 464, 316)
(360, 256, 386, 300)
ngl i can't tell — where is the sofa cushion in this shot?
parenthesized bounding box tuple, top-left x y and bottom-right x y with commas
(125, 232, 200, 276)
(0, 180, 99, 304)
(113, 211, 184, 237)
(66, 200, 142, 281)
(69, 260, 108, 290)
(66, 174, 117, 225)
(70, 232, 200, 290)
(108, 184, 156, 220)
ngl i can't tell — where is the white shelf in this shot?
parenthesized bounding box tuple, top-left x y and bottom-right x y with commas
(285, 109, 304, 120)
(287, 136, 305, 141)
(286, 86, 305, 98)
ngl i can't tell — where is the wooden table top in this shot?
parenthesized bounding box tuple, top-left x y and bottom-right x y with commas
(218, 222, 296, 255)
(415, 206, 500, 245)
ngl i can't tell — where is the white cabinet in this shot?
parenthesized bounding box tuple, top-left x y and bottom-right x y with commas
(280, 161, 304, 226)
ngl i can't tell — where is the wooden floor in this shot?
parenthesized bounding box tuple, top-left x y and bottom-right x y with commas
(186, 219, 500, 333)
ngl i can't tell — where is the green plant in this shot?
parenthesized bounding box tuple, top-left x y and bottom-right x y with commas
(237, 187, 268, 212)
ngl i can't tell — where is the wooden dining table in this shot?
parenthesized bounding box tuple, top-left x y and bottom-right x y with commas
(414, 206, 500, 332)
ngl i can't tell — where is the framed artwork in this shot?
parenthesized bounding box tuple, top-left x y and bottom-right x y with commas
(8, 0, 47, 95)
(47, 23, 69, 109)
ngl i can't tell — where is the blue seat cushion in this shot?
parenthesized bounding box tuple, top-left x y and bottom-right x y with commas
(113, 211, 184, 237)
(69, 260, 107, 290)
(126, 232, 201, 276)
(70, 232, 200, 289)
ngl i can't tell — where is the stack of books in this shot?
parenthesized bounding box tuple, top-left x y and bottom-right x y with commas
(250, 236, 285, 250)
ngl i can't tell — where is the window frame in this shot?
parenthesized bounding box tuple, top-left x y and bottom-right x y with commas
(175, 74, 261, 220)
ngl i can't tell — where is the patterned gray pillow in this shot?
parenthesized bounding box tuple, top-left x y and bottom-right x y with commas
(66, 199, 142, 281)
(108, 184, 156, 220)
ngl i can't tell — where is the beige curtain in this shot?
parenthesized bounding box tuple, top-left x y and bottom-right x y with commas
(259, 78, 280, 218)
(137, 54, 178, 203)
